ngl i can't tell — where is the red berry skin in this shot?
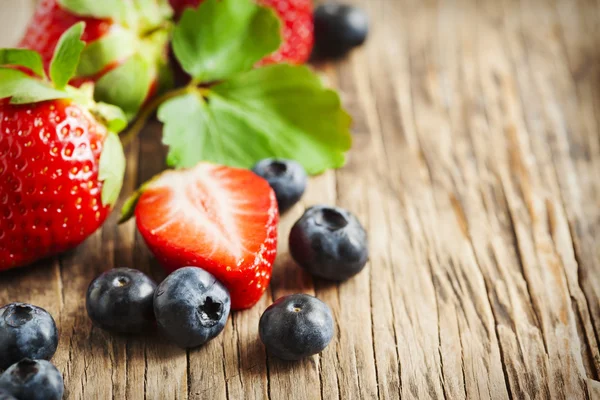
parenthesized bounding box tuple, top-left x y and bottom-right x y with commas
(134, 164, 279, 310)
(18, 0, 112, 72)
(258, 0, 314, 65)
(0, 99, 110, 270)
(18, 0, 163, 103)
(169, 0, 314, 65)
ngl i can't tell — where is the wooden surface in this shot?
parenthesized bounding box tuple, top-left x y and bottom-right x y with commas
(2, 0, 600, 398)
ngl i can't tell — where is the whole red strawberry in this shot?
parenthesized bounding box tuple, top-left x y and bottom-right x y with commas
(169, 0, 313, 64)
(18, 0, 111, 71)
(0, 24, 127, 270)
(125, 163, 279, 310)
(19, 0, 173, 118)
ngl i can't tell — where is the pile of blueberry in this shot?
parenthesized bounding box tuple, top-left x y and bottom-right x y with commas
(254, 158, 369, 358)
(0, 157, 368, 398)
(0, 304, 63, 400)
(83, 158, 368, 361)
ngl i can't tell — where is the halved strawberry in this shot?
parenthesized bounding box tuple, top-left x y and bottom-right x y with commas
(129, 163, 279, 310)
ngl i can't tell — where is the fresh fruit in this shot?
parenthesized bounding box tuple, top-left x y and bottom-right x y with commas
(18, 0, 173, 118)
(156, 0, 352, 175)
(0, 359, 64, 400)
(0, 24, 127, 271)
(168, 0, 313, 64)
(0, 304, 58, 370)
(259, 294, 334, 360)
(154, 267, 231, 348)
(252, 158, 307, 213)
(312, 4, 369, 60)
(289, 205, 368, 281)
(18, 0, 110, 71)
(86, 268, 157, 333)
(0, 389, 16, 400)
(0, 96, 123, 270)
(125, 162, 278, 310)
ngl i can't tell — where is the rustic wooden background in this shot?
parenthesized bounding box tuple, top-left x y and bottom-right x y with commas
(2, 0, 600, 398)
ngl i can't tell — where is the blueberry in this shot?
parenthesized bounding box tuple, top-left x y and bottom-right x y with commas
(259, 294, 334, 360)
(0, 359, 64, 400)
(154, 267, 231, 349)
(289, 205, 368, 281)
(0, 303, 58, 370)
(252, 159, 307, 213)
(313, 4, 369, 60)
(0, 389, 17, 400)
(86, 268, 157, 333)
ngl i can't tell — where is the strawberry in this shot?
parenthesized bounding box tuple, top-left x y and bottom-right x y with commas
(18, 0, 111, 72)
(127, 163, 279, 310)
(0, 24, 127, 271)
(169, 0, 314, 64)
(18, 0, 173, 118)
(1, 99, 110, 269)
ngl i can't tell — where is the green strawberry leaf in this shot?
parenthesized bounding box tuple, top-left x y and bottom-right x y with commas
(50, 22, 86, 90)
(98, 132, 126, 207)
(77, 29, 137, 77)
(172, 0, 281, 83)
(94, 103, 128, 133)
(131, 0, 174, 32)
(158, 65, 352, 175)
(0, 49, 45, 78)
(94, 55, 153, 120)
(58, 0, 122, 19)
(0, 68, 68, 104)
(59, 0, 172, 32)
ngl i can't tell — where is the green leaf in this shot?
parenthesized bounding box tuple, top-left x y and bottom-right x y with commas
(94, 55, 152, 120)
(77, 29, 137, 77)
(58, 0, 122, 19)
(59, 0, 172, 31)
(159, 65, 352, 175)
(0, 68, 69, 104)
(94, 103, 128, 133)
(132, 0, 174, 32)
(172, 0, 281, 82)
(0, 49, 45, 78)
(49, 22, 86, 89)
(118, 178, 154, 223)
(98, 132, 126, 207)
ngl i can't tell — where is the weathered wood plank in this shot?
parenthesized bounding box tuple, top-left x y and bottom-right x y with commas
(133, 123, 188, 400)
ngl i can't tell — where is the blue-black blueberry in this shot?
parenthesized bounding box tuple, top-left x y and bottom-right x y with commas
(252, 159, 307, 213)
(313, 3, 369, 60)
(0, 303, 58, 370)
(289, 205, 368, 281)
(154, 267, 231, 349)
(259, 294, 334, 360)
(86, 268, 157, 333)
(0, 359, 63, 400)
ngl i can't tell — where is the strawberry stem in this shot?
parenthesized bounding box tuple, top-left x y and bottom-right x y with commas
(120, 85, 192, 147)
(119, 82, 214, 147)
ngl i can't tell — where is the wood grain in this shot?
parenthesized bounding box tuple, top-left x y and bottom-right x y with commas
(1, 0, 600, 398)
